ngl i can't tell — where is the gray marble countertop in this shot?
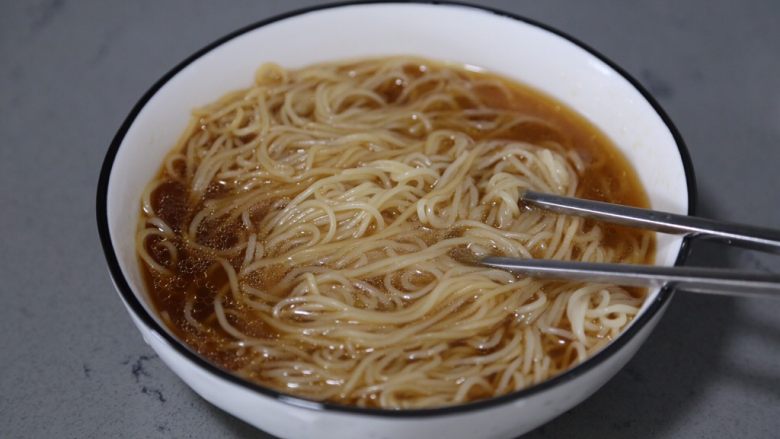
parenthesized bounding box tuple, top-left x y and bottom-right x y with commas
(2, 1, 779, 438)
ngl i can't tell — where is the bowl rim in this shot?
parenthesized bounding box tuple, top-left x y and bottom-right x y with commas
(96, 0, 697, 418)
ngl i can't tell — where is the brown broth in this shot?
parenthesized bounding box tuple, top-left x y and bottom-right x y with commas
(139, 60, 655, 404)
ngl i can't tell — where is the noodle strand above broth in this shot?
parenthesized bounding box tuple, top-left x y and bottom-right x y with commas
(137, 57, 654, 409)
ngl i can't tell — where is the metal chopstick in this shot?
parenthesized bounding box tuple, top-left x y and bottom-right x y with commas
(477, 190, 780, 298)
(521, 190, 780, 254)
(480, 257, 780, 299)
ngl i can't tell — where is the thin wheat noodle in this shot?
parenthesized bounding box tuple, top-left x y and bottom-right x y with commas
(137, 56, 653, 409)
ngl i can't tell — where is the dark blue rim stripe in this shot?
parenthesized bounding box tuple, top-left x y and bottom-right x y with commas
(96, 0, 697, 418)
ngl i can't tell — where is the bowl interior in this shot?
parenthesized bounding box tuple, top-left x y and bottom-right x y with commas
(105, 2, 689, 368)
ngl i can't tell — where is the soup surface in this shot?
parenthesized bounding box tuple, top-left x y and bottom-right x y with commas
(137, 57, 654, 408)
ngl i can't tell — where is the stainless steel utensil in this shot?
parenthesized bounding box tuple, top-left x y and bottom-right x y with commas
(481, 258, 780, 298)
(522, 190, 780, 253)
(479, 191, 780, 298)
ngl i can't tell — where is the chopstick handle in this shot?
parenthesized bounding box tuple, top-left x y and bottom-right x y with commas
(522, 191, 780, 254)
(481, 257, 780, 299)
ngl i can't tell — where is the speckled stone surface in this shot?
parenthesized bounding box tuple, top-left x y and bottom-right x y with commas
(1, 1, 779, 438)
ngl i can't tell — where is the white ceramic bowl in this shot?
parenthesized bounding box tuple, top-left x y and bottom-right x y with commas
(97, 2, 695, 438)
